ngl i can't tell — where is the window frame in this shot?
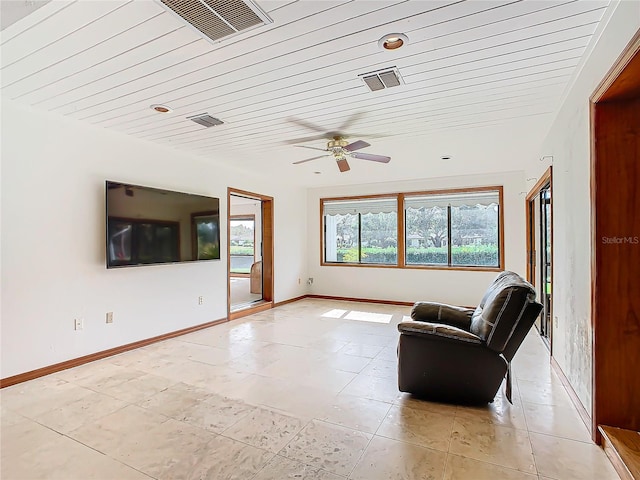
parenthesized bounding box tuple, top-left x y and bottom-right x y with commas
(321, 193, 399, 267)
(320, 186, 504, 271)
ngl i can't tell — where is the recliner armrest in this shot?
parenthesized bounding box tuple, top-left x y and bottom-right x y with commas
(411, 302, 474, 331)
(398, 320, 482, 344)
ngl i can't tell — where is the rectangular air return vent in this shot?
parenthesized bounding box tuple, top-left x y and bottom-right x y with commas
(159, 0, 272, 43)
(359, 67, 404, 92)
(188, 113, 224, 127)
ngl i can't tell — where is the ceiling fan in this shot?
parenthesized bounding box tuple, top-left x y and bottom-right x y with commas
(287, 115, 390, 172)
(293, 136, 391, 172)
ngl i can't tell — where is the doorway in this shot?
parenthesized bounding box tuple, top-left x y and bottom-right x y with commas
(526, 167, 553, 349)
(227, 188, 274, 319)
(590, 32, 640, 439)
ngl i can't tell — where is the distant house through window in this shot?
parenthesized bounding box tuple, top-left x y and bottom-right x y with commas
(230, 215, 255, 274)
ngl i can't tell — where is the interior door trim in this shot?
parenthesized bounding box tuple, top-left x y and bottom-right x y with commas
(227, 188, 274, 320)
(525, 166, 553, 353)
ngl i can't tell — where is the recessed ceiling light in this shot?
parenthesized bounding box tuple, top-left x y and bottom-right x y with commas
(441, 155, 452, 160)
(378, 33, 408, 50)
(150, 104, 172, 113)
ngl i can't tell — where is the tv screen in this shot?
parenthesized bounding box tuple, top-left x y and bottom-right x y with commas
(106, 181, 220, 268)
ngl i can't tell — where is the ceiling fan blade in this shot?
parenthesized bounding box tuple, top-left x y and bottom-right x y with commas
(286, 117, 327, 133)
(293, 155, 328, 165)
(345, 132, 392, 140)
(295, 145, 327, 152)
(350, 152, 391, 163)
(283, 133, 329, 145)
(337, 112, 365, 132)
(336, 158, 351, 172)
(343, 140, 370, 152)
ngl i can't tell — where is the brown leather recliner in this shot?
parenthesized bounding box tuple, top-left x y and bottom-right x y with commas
(397, 271, 543, 404)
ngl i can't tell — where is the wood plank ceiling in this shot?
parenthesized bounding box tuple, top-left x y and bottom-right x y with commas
(1, 0, 610, 185)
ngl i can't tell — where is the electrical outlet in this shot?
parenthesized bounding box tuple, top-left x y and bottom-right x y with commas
(74, 318, 83, 330)
(307, 278, 314, 285)
(198, 296, 204, 305)
(106, 312, 114, 324)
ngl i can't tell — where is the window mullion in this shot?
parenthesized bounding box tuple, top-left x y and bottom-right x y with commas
(398, 193, 405, 267)
(447, 205, 452, 266)
(358, 213, 362, 263)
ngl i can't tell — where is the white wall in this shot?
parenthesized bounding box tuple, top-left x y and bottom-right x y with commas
(307, 171, 527, 307)
(525, 0, 640, 416)
(0, 100, 308, 378)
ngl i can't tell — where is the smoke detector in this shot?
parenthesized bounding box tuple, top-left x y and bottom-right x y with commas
(159, 0, 272, 43)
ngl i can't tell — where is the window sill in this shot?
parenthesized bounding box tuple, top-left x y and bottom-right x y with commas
(320, 262, 503, 273)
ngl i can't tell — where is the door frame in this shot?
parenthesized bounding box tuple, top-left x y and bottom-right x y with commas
(590, 30, 640, 441)
(525, 167, 553, 351)
(227, 188, 274, 320)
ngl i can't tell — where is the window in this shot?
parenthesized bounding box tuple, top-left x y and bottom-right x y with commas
(321, 187, 502, 270)
(404, 199, 448, 266)
(323, 197, 397, 265)
(229, 216, 255, 273)
(405, 190, 500, 268)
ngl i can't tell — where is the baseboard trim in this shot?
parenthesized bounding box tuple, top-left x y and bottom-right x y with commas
(1, 294, 414, 389)
(550, 356, 593, 440)
(0, 317, 227, 389)
(273, 295, 307, 307)
(229, 301, 273, 320)
(306, 294, 414, 306)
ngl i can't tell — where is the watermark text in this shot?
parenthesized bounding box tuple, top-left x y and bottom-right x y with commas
(602, 236, 639, 244)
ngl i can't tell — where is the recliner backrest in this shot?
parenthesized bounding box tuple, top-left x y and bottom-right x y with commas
(470, 271, 542, 356)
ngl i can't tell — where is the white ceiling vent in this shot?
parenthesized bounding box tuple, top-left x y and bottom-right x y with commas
(159, 0, 272, 43)
(188, 113, 224, 127)
(359, 67, 404, 92)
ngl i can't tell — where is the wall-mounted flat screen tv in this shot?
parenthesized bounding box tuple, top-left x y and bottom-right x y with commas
(106, 181, 220, 268)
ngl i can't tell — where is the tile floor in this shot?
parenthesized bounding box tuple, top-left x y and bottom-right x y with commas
(0, 299, 619, 479)
(230, 277, 262, 311)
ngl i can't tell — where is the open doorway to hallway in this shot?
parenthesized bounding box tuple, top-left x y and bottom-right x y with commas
(227, 188, 274, 319)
